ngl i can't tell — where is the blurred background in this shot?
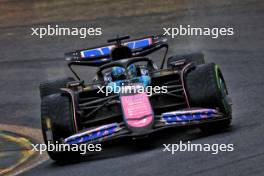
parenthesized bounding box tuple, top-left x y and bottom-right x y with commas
(0, 0, 263, 176)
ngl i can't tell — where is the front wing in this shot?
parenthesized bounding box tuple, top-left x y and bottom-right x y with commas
(64, 108, 228, 145)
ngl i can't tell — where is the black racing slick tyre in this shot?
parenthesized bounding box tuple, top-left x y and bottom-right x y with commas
(185, 63, 232, 133)
(167, 53, 205, 68)
(39, 77, 75, 99)
(41, 93, 80, 161)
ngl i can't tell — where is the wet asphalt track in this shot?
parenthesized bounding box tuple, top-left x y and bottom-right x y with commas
(0, 0, 264, 175)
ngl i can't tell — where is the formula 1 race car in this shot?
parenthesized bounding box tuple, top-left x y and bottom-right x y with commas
(39, 35, 232, 161)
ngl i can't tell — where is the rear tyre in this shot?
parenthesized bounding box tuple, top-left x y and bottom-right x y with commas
(39, 77, 75, 99)
(41, 93, 80, 161)
(185, 63, 232, 133)
(167, 53, 205, 68)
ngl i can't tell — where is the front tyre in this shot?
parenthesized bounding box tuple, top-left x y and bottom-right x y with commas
(185, 63, 232, 133)
(39, 77, 75, 99)
(41, 93, 80, 161)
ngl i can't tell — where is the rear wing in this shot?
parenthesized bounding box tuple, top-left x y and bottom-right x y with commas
(65, 35, 168, 66)
(65, 35, 168, 80)
(79, 37, 153, 60)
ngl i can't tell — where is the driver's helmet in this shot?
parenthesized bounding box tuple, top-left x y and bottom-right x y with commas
(127, 64, 137, 77)
(111, 66, 126, 80)
(111, 64, 137, 80)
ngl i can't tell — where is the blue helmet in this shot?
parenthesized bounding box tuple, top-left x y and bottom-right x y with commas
(127, 64, 137, 77)
(111, 64, 137, 80)
(111, 67, 125, 79)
